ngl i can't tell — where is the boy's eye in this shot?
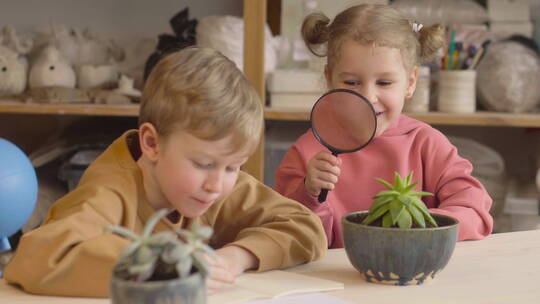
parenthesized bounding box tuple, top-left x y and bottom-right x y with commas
(194, 161, 214, 169)
(226, 166, 240, 173)
(377, 81, 392, 86)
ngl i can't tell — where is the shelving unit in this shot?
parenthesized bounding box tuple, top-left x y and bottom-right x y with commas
(1, 101, 539, 128)
(0, 101, 139, 117)
(264, 107, 540, 128)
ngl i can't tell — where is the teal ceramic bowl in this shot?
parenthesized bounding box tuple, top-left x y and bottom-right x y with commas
(342, 211, 459, 285)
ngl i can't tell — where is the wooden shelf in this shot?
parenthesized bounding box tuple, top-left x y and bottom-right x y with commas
(0, 101, 139, 117)
(1, 101, 539, 128)
(264, 107, 540, 128)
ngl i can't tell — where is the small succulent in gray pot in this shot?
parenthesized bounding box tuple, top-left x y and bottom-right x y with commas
(107, 208, 216, 304)
(342, 172, 459, 286)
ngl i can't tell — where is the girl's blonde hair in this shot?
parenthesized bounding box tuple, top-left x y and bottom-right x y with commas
(302, 4, 445, 71)
(139, 46, 263, 155)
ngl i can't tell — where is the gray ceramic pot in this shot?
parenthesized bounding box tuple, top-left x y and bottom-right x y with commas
(110, 272, 206, 304)
(342, 211, 459, 286)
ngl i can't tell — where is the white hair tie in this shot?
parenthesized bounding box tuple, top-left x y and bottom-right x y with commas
(412, 22, 423, 33)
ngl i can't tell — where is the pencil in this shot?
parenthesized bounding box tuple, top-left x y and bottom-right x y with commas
(447, 29, 456, 70)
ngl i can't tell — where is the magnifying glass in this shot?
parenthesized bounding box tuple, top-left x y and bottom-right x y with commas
(310, 89, 377, 203)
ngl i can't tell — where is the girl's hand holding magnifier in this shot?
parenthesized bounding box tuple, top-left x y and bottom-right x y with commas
(305, 151, 342, 197)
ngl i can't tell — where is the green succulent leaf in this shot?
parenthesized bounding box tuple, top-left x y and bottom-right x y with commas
(176, 257, 193, 278)
(143, 208, 171, 237)
(374, 177, 394, 190)
(374, 190, 400, 198)
(409, 190, 434, 197)
(193, 225, 213, 240)
(368, 195, 394, 213)
(147, 231, 178, 246)
(389, 200, 405, 225)
(408, 204, 426, 228)
(394, 172, 405, 190)
(134, 246, 155, 264)
(410, 198, 438, 227)
(382, 213, 393, 227)
(107, 225, 141, 241)
(362, 204, 389, 225)
(118, 240, 142, 260)
(396, 209, 412, 229)
(129, 259, 157, 277)
(405, 172, 413, 185)
(192, 251, 210, 277)
(397, 195, 412, 207)
(197, 243, 218, 259)
(402, 182, 418, 193)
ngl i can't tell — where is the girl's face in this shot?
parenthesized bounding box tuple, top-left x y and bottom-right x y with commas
(140, 126, 249, 218)
(325, 40, 418, 137)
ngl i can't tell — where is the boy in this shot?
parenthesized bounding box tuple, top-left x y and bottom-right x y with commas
(4, 47, 327, 297)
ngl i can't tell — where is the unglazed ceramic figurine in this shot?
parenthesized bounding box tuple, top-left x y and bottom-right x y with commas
(114, 74, 141, 97)
(0, 46, 28, 96)
(0, 25, 32, 96)
(28, 46, 76, 89)
(76, 64, 118, 89)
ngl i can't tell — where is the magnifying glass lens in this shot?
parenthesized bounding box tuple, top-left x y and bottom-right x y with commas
(311, 90, 376, 154)
(310, 89, 377, 202)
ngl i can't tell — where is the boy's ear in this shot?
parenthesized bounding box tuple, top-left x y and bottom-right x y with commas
(139, 122, 161, 162)
(405, 66, 419, 99)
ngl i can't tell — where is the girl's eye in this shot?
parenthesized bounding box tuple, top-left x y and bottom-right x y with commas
(377, 81, 392, 86)
(344, 80, 359, 86)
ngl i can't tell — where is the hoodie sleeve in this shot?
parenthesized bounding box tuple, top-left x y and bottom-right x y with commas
(420, 129, 493, 241)
(3, 186, 129, 297)
(203, 172, 327, 271)
(274, 140, 335, 247)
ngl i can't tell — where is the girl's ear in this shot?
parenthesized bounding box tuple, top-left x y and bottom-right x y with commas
(405, 66, 419, 99)
(139, 122, 161, 162)
(324, 64, 333, 90)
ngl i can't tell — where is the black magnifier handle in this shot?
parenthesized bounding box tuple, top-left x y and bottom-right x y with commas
(318, 189, 329, 203)
(318, 151, 338, 203)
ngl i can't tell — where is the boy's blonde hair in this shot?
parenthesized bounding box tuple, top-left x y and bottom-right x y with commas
(139, 46, 263, 155)
(302, 4, 445, 71)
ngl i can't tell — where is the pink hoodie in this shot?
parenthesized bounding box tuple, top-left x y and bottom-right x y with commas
(275, 115, 493, 248)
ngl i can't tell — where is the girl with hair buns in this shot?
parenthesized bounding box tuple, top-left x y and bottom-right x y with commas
(275, 4, 493, 248)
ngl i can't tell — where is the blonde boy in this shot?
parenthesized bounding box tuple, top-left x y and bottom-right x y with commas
(5, 47, 327, 297)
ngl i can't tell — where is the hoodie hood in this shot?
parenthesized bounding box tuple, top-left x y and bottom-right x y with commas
(378, 114, 428, 137)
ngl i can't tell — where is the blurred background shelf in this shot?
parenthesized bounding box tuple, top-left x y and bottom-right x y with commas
(0, 101, 139, 117)
(265, 107, 540, 127)
(1, 101, 539, 127)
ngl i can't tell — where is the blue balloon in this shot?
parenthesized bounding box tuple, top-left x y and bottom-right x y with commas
(0, 138, 38, 251)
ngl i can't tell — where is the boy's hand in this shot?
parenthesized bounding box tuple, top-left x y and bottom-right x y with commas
(206, 245, 259, 294)
(305, 150, 342, 197)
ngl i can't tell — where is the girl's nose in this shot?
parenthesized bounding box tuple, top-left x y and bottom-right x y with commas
(359, 86, 376, 105)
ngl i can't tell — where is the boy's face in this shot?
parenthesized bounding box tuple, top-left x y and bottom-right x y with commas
(140, 126, 249, 218)
(325, 40, 418, 137)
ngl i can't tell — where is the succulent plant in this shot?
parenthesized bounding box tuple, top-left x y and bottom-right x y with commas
(362, 172, 438, 229)
(107, 208, 216, 282)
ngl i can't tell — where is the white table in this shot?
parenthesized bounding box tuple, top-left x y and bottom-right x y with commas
(2, 229, 539, 303)
(292, 229, 540, 304)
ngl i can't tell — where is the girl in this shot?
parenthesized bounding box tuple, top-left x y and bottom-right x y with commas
(274, 4, 493, 248)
